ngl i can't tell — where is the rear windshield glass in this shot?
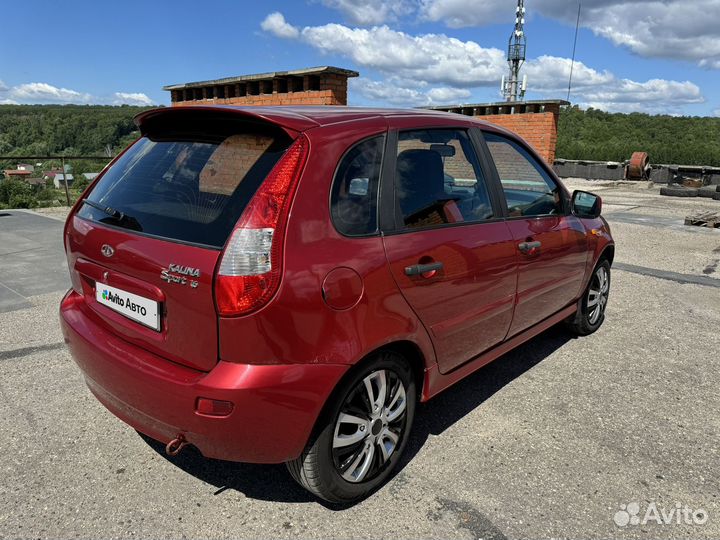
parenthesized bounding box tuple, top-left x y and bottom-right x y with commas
(78, 125, 291, 248)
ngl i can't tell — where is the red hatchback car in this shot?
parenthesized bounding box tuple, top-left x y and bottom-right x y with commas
(60, 105, 613, 503)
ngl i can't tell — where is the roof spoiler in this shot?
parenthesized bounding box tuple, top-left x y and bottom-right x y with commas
(134, 105, 320, 139)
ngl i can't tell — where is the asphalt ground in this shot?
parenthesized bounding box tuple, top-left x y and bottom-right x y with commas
(1, 182, 719, 539)
(0, 210, 68, 313)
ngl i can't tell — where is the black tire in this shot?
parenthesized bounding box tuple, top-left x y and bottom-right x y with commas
(698, 186, 719, 198)
(566, 259, 611, 336)
(714, 192, 720, 201)
(286, 351, 416, 504)
(660, 186, 698, 197)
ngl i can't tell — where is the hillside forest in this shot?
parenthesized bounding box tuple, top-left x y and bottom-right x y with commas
(0, 104, 719, 208)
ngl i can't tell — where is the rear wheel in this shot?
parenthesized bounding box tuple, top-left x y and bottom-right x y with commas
(286, 351, 416, 504)
(566, 259, 611, 336)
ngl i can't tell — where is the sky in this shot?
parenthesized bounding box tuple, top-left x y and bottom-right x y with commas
(1, 0, 719, 116)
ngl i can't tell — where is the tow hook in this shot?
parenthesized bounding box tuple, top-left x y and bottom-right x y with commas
(165, 434, 189, 456)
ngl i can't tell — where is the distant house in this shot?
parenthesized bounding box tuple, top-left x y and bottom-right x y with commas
(3, 169, 33, 180)
(82, 173, 100, 181)
(43, 169, 63, 180)
(25, 177, 46, 186)
(16, 163, 35, 172)
(53, 173, 74, 189)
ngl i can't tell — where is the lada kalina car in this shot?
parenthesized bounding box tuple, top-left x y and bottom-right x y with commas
(60, 106, 613, 503)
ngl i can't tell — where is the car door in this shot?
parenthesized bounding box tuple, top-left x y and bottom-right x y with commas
(481, 132, 589, 337)
(382, 127, 518, 374)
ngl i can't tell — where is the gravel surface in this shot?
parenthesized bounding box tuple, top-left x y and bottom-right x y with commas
(0, 185, 718, 539)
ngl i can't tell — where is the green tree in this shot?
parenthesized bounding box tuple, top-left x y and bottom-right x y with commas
(557, 106, 720, 166)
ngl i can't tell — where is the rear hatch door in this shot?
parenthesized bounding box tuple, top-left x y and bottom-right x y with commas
(65, 110, 294, 371)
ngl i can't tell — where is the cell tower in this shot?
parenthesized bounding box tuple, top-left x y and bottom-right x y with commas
(501, 0, 528, 102)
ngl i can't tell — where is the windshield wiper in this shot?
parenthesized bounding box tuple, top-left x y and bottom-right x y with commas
(81, 199, 143, 232)
(81, 198, 125, 220)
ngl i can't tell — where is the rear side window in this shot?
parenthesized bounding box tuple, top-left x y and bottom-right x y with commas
(394, 129, 494, 230)
(330, 135, 384, 236)
(78, 126, 291, 247)
(484, 133, 563, 217)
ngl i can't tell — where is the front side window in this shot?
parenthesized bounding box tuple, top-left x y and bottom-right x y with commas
(484, 132, 563, 217)
(394, 129, 494, 230)
(331, 135, 384, 236)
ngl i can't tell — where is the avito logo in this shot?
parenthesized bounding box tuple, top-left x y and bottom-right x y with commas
(614, 502, 708, 527)
(103, 290, 125, 307)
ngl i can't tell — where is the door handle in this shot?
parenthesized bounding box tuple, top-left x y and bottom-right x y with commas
(404, 262, 444, 277)
(518, 241, 542, 254)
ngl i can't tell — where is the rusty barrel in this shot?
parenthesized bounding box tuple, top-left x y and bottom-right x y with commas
(627, 152, 649, 179)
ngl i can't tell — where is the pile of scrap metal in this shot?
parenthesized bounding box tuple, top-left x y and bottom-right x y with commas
(659, 162, 720, 199)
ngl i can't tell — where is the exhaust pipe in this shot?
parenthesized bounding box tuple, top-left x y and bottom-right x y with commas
(165, 434, 189, 456)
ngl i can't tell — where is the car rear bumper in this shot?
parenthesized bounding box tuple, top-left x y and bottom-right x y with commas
(59, 290, 348, 463)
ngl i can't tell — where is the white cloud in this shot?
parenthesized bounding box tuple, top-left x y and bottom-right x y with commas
(0, 81, 155, 106)
(10, 82, 92, 104)
(260, 14, 704, 114)
(525, 56, 615, 92)
(317, 1, 720, 68)
(269, 21, 507, 87)
(527, 55, 703, 111)
(420, 0, 720, 68)
(350, 77, 470, 106)
(524, 55, 703, 113)
(111, 92, 154, 106)
(0, 79, 16, 103)
(261, 12, 300, 39)
(714, 108, 720, 117)
(420, 0, 508, 28)
(321, 0, 413, 25)
(576, 79, 704, 114)
(426, 86, 472, 103)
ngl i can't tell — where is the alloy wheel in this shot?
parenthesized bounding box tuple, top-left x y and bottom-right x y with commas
(587, 265, 609, 325)
(331, 369, 408, 483)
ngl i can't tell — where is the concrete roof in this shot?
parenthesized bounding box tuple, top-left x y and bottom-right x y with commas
(425, 99, 570, 110)
(163, 66, 360, 91)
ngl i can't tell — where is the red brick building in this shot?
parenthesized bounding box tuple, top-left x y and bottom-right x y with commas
(164, 66, 358, 107)
(427, 100, 568, 164)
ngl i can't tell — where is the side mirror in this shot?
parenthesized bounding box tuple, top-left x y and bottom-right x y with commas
(571, 190, 602, 218)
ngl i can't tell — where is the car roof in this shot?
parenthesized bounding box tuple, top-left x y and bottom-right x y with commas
(135, 105, 510, 135)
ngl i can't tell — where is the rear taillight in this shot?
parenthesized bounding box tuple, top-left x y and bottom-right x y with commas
(215, 134, 309, 316)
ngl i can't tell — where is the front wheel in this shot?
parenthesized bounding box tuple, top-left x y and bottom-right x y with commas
(566, 259, 611, 336)
(286, 351, 416, 504)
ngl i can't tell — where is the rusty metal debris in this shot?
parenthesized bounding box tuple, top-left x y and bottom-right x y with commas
(681, 178, 704, 188)
(685, 211, 720, 228)
(626, 152, 650, 180)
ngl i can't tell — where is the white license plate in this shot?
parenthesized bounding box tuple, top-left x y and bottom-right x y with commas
(95, 283, 160, 331)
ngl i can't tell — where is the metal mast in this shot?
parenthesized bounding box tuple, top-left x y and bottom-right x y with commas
(501, 0, 527, 102)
